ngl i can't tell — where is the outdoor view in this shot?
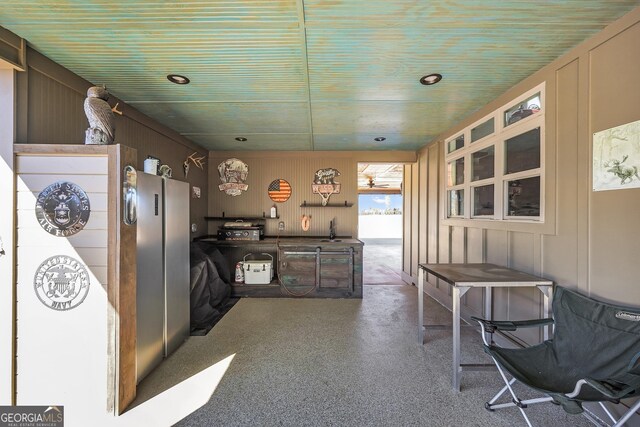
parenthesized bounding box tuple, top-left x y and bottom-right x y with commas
(358, 194, 402, 215)
(358, 193, 403, 285)
(358, 194, 403, 239)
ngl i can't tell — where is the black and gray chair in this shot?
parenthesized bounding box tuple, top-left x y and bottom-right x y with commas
(472, 286, 640, 426)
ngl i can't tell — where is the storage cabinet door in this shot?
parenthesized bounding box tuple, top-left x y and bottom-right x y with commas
(319, 253, 353, 289)
(279, 249, 316, 292)
(279, 247, 354, 293)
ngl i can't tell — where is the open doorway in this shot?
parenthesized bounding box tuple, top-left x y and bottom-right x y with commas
(357, 164, 404, 285)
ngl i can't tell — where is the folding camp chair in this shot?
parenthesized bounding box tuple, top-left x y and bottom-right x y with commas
(472, 286, 640, 427)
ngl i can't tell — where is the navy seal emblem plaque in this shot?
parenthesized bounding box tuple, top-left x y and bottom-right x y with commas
(35, 181, 91, 237)
(34, 255, 90, 311)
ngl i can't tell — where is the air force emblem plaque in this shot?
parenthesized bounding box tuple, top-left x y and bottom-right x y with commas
(36, 181, 91, 237)
(34, 255, 91, 311)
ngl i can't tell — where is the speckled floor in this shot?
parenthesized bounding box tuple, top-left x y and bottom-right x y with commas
(133, 285, 596, 427)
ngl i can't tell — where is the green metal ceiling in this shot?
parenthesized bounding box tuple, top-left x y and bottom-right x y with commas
(1, 1, 638, 151)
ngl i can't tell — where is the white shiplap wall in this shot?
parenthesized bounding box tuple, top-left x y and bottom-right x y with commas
(15, 154, 111, 424)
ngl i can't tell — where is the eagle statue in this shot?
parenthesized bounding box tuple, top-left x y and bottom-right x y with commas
(84, 86, 121, 145)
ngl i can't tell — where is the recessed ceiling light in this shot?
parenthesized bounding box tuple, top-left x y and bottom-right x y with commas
(419, 73, 442, 85)
(235, 137, 247, 142)
(167, 74, 190, 84)
(374, 137, 386, 142)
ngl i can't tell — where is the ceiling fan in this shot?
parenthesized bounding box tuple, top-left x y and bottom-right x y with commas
(366, 176, 389, 188)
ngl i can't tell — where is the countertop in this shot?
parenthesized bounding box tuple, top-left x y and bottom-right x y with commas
(195, 236, 364, 245)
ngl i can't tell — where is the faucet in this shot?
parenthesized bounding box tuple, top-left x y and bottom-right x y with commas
(329, 220, 336, 241)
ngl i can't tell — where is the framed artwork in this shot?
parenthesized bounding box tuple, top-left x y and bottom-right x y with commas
(593, 119, 640, 191)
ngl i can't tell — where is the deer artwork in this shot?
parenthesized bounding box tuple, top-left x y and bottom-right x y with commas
(183, 152, 206, 178)
(604, 155, 640, 185)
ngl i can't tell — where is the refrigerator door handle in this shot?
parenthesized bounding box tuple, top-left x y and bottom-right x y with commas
(123, 165, 137, 225)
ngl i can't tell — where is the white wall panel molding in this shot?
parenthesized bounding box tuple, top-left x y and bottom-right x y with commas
(0, 66, 16, 405)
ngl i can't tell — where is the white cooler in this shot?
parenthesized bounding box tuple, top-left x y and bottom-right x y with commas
(243, 253, 273, 285)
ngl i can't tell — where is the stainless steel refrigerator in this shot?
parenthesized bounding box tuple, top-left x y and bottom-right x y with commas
(136, 173, 190, 384)
(163, 178, 190, 357)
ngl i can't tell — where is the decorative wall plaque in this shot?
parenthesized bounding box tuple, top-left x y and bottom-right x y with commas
(218, 158, 249, 196)
(35, 181, 91, 237)
(312, 168, 341, 206)
(34, 255, 91, 311)
(593, 119, 640, 191)
(268, 179, 292, 203)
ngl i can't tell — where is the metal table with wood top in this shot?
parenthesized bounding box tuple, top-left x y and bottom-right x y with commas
(417, 263, 553, 391)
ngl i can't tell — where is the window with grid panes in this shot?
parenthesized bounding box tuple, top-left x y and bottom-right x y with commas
(444, 83, 545, 221)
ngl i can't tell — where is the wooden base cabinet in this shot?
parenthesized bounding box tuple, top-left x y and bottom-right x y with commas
(197, 238, 363, 298)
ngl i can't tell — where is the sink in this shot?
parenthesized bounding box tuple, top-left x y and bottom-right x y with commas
(320, 239, 342, 242)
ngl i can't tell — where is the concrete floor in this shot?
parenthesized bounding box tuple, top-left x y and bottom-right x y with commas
(361, 238, 403, 285)
(127, 285, 595, 427)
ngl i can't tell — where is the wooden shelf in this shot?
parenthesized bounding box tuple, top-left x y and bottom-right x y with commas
(300, 201, 353, 208)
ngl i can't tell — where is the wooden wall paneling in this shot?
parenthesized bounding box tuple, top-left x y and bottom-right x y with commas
(450, 226, 466, 263)
(588, 21, 640, 304)
(507, 231, 542, 344)
(449, 226, 466, 302)
(0, 68, 15, 405)
(15, 149, 111, 421)
(542, 59, 580, 288)
(426, 143, 442, 292)
(402, 164, 412, 278)
(15, 65, 28, 143)
(464, 227, 485, 314)
(466, 228, 485, 263)
(435, 225, 452, 296)
(17, 228, 107, 248)
(18, 174, 108, 193)
(19, 191, 107, 211)
(410, 162, 419, 278)
(508, 232, 536, 275)
(27, 69, 86, 145)
(16, 155, 108, 174)
(107, 144, 137, 414)
(418, 151, 428, 266)
(485, 229, 509, 320)
(427, 144, 439, 265)
(575, 46, 591, 296)
(485, 229, 509, 266)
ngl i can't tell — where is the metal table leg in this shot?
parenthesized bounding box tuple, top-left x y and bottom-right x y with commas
(418, 267, 424, 344)
(452, 285, 470, 391)
(484, 286, 493, 344)
(537, 284, 553, 340)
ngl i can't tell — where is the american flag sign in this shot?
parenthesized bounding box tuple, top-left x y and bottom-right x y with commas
(268, 179, 292, 203)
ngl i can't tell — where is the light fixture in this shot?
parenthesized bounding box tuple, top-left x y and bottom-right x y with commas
(235, 137, 247, 142)
(419, 73, 442, 85)
(167, 74, 190, 84)
(374, 137, 386, 142)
